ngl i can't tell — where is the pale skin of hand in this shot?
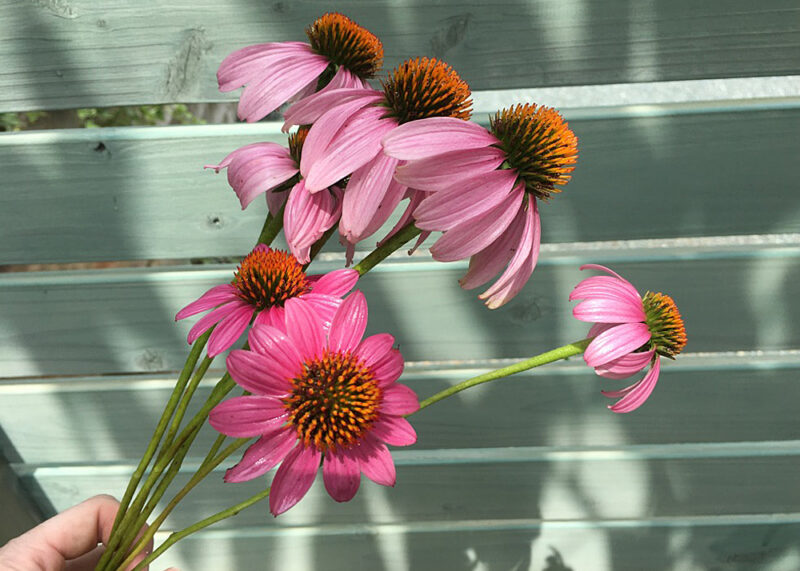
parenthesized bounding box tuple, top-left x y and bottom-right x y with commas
(0, 495, 177, 571)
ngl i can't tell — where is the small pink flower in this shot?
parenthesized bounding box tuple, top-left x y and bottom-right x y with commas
(282, 57, 472, 253)
(218, 13, 382, 122)
(206, 129, 343, 263)
(175, 245, 357, 357)
(569, 264, 687, 413)
(210, 291, 418, 515)
(383, 104, 578, 309)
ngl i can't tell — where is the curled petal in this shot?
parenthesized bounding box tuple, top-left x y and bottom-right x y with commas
(583, 322, 652, 368)
(605, 356, 662, 413)
(595, 349, 656, 380)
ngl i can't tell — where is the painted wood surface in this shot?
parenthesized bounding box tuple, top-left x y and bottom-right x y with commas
(2, 106, 800, 265)
(1, 253, 799, 378)
(1, 0, 799, 112)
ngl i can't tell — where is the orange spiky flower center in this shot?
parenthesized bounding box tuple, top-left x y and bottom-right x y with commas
(284, 349, 382, 453)
(642, 292, 687, 358)
(382, 57, 472, 124)
(490, 104, 578, 201)
(306, 13, 383, 80)
(288, 126, 310, 165)
(232, 246, 310, 310)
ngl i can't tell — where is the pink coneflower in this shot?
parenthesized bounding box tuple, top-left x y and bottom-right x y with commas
(282, 57, 473, 253)
(175, 245, 358, 357)
(218, 13, 383, 122)
(209, 291, 418, 515)
(383, 104, 578, 309)
(569, 264, 687, 413)
(206, 128, 343, 263)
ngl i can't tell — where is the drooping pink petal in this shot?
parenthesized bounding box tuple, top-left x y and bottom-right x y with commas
(207, 303, 255, 357)
(310, 268, 359, 297)
(370, 415, 417, 447)
(393, 147, 506, 192)
(430, 183, 525, 262)
(382, 117, 499, 160)
(568, 275, 643, 307)
(573, 297, 647, 324)
(284, 180, 339, 263)
(283, 88, 383, 132)
(269, 445, 322, 515)
(322, 450, 361, 502)
(299, 293, 343, 331)
(228, 155, 299, 209)
(339, 153, 405, 243)
(209, 395, 288, 437)
(376, 189, 429, 248)
(459, 207, 527, 291)
(284, 297, 325, 359)
(381, 383, 420, 416)
(414, 168, 519, 232)
(595, 349, 655, 380)
(186, 300, 241, 344)
(266, 184, 290, 215)
(578, 264, 633, 283)
(354, 439, 396, 487)
(479, 196, 541, 309)
(329, 291, 368, 353)
(217, 42, 311, 91)
(224, 428, 297, 483)
(303, 107, 397, 192)
(583, 322, 652, 368)
(606, 356, 662, 413)
(175, 284, 237, 321)
(588, 322, 616, 338)
(225, 349, 294, 396)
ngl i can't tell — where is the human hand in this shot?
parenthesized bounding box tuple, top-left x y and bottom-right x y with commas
(0, 495, 176, 571)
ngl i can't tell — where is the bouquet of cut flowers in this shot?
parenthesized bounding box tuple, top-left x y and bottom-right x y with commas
(92, 13, 686, 570)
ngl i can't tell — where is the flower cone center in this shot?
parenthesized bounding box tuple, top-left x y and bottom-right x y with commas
(288, 126, 310, 165)
(490, 104, 578, 201)
(306, 13, 383, 80)
(382, 57, 472, 124)
(232, 246, 310, 310)
(642, 291, 687, 358)
(284, 350, 382, 453)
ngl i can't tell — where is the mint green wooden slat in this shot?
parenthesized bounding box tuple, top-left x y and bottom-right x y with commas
(1, 253, 799, 378)
(2, 106, 800, 265)
(3, 362, 799, 464)
(24, 454, 800, 529)
(1, 1, 798, 112)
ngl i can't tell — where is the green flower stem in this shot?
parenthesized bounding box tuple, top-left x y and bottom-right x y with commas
(97, 330, 211, 570)
(119, 438, 249, 571)
(352, 222, 422, 277)
(157, 355, 214, 461)
(256, 202, 286, 246)
(132, 487, 271, 571)
(414, 339, 593, 412)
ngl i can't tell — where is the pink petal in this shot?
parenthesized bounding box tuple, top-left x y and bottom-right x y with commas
(588, 322, 616, 338)
(573, 297, 647, 324)
(299, 293, 342, 331)
(207, 303, 255, 357)
(394, 147, 506, 191)
(229, 155, 299, 209)
(430, 184, 524, 262)
(458, 207, 527, 291)
(247, 324, 306, 378)
(186, 300, 241, 344)
(595, 349, 656, 380)
(310, 268, 359, 297)
(579, 264, 632, 283)
(303, 107, 397, 192)
(606, 357, 662, 413)
(225, 349, 294, 396)
(283, 88, 383, 132)
(370, 415, 417, 447)
(217, 42, 311, 90)
(284, 180, 340, 263)
(284, 297, 325, 359)
(583, 322, 652, 368)
(339, 153, 405, 242)
(224, 428, 297, 483)
(355, 333, 395, 367)
(322, 450, 361, 502)
(209, 395, 288, 437)
(381, 383, 419, 416)
(175, 284, 237, 321)
(269, 445, 321, 515)
(253, 306, 287, 332)
(415, 168, 518, 232)
(569, 275, 643, 307)
(328, 291, 368, 353)
(377, 189, 428, 247)
(479, 197, 541, 309)
(354, 439, 396, 487)
(382, 117, 498, 160)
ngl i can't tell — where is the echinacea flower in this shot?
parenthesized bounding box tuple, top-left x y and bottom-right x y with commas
(206, 128, 344, 263)
(282, 57, 473, 255)
(569, 264, 687, 413)
(209, 291, 418, 515)
(218, 13, 383, 122)
(175, 245, 358, 356)
(383, 104, 578, 309)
